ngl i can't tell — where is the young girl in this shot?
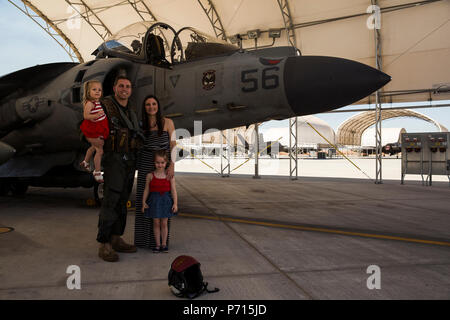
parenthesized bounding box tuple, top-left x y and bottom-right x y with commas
(142, 150, 178, 253)
(79, 80, 109, 183)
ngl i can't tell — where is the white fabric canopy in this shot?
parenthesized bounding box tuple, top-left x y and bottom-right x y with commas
(361, 127, 406, 147)
(14, 0, 450, 104)
(337, 108, 448, 145)
(263, 115, 336, 146)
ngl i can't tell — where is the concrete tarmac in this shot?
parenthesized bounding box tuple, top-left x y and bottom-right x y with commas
(0, 173, 449, 299)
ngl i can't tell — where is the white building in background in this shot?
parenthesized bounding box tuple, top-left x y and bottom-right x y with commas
(361, 128, 406, 147)
(262, 115, 336, 148)
(178, 125, 255, 145)
(177, 125, 258, 157)
(177, 116, 336, 157)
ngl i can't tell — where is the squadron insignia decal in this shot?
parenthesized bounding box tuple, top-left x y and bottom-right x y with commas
(23, 96, 45, 113)
(202, 70, 216, 90)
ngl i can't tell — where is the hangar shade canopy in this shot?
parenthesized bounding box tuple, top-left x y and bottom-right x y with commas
(337, 109, 449, 146)
(14, 0, 450, 104)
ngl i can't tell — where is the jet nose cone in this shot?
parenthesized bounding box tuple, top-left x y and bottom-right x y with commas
(0, 141, 16, 165)
(284, 56, 391, 115)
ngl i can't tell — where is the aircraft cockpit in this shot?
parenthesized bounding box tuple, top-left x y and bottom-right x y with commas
(92, 22, 238, 67)
(173, 26, 238, 63)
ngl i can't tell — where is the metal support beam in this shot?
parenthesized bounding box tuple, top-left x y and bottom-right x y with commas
(197, 0, 227, 41)
(231, 1, 441, 45)
(327, 103, 450, 113)
(221, 130, 230, 177)
(65, 0, 112, 40)
(9, 0, 83, 62)
(277, 0, 297, 48)
(289, 117, 298, 180)
(126, 0, 172, 55)
(127, 0, 157, 22)
(375, 92, 383, 184)
(279, 0, 298, 180)
(253, 123, 261, 179)
(292, 0, 442, 30)
(372, 0, 383, 184)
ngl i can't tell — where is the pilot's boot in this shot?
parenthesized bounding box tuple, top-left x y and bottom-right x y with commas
(111, 235, 137, 253)
(98, 243, 119, 262)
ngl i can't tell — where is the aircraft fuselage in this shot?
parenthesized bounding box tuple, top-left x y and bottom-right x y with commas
(0, 45, 390, 193)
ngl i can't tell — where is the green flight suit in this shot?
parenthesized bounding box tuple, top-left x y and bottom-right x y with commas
(96, 95, 141, 243)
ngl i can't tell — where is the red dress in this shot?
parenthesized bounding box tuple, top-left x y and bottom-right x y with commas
(150, 173, 171, 194)
(80, 101, 109, 139)
(144, 173, 174, 218)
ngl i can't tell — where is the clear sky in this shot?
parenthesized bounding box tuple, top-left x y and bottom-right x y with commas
(1, 1, 449, 136)
(0, 1, 73, 73)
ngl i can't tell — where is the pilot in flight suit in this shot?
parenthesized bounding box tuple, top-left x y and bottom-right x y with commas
(96, 76, 143, 262)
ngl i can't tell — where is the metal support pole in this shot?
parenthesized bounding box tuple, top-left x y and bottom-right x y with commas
(277, 0, 297, 48)
(289, 117, 298, 180)
(375, 91, 383, 184)
(221, 129, 230, 177)
(373, 0, 383, 184)
(278, 1, 299, 180)
(254, 123, 260, 179)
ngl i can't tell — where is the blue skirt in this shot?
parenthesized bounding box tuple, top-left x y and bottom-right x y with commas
(144, 192, 175, 218)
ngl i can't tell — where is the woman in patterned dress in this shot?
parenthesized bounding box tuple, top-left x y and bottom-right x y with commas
(134, 95, 176, 249)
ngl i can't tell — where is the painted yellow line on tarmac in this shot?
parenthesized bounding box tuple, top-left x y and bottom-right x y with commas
(128, 207, 450, 247)
(0, 227, 14, 234)
(176, 144, 221, 174)
(304, 120, 374, 181)
(231, 137, 283, 173)
(178, 213, 450, 247)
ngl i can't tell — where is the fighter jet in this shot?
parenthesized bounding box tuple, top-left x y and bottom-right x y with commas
(0, 22, 390, 197)
(236, 132, 288, 158)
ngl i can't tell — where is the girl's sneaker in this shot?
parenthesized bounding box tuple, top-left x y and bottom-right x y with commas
(152, 246, 160, 253)
(93, 171, 104, 183)
(160, 246, 169, 253)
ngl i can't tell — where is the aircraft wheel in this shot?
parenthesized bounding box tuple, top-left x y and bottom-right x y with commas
(0, 179, 11, 196)
(94, 182, 104, 206)
(10, 181, 28, 196)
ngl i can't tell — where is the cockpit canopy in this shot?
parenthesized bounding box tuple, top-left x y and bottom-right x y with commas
(93, 21, 238, 67)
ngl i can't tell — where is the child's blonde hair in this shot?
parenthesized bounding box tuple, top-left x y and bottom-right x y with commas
(83, 80, 102, 105)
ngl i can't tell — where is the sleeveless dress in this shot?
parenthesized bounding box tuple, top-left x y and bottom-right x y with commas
(134, 130, 172, 248)
(80, 101, 109, 139)
(144, 173, 175, 218)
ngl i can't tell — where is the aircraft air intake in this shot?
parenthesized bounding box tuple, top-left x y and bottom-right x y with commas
(0, 99, 22, 135)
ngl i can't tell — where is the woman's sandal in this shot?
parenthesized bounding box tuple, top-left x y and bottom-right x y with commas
(80, 160, 91, 172)
(93, 171, 104, 183)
